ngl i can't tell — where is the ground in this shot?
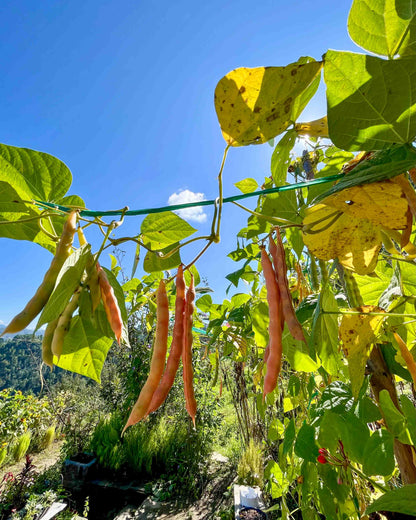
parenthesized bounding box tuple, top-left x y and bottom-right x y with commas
(0, 440, 64, 481)
(115, 453, 235, 520)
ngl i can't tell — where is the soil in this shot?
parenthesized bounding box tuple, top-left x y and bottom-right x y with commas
(0, 440, 63, 481)
(239, 507, 266, 520)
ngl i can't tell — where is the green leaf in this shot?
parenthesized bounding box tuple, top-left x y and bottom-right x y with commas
(315, 381, 354, 416)
(282, 418, 296, 456)
(251, 301, 269, 347)
(270, 130, 297, 185)
(283, 329, 319, 373)
(36, 245, 91, 330)
(0, 144, 76, 251)
(318, 410, 369, 464)
(290, 57, 322, 121)
(141, 211, 196, 249)
(285, 227, 304, 259)
(324, 51, 416, 150)
(314, 146, 416, 203)
(234, 178, 259, 194)
(0, 143, 72, 202)
(264, 460, 290, 499)
(267, 418, 284, 442)
(362, 429, 395, 476)
(348, 0, 416, 58)
(354, 262, 394, 308)
(262, 189, 302, 224)
(379, 389, 412, 444)
(143, 243, 181, 273)
(225, 265, 249, 287)
(401, 395, 416, 446)
(311, 285, 340, 375)
(366, 484, 416, 516)
(357, 396, 382, 423)
(196, 294, 212, 312)
(184, 264, 201, 287)
(294, 423, 319, 462)
(55, 308, 113, 383)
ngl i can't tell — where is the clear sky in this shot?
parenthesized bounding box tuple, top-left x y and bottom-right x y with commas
(0, 0, 361, 325)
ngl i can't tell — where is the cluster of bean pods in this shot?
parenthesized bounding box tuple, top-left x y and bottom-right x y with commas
(123, 266, 197, 433)
(261, 229, 305, 398)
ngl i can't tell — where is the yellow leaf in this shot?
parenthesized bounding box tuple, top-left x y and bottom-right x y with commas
(325, 182, 408, 230)
(303, 204, 381, 275)
(214, 60, 322, 146)
(339, 306, 385, 398)
(303, 181, 409, 274)
(295, 116, 328, 138)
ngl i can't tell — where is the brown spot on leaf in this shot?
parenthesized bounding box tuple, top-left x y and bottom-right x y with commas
(291, 68, 297, 76)
(266, 112, 280, 122)
(239, 86, 246, 94)
(253, 106, 261, 113)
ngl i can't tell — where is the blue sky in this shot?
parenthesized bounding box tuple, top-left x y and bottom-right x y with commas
(0, 0, 360, 325)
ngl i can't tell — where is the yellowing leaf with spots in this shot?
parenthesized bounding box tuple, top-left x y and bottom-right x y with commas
(303, 181, 409, 275)
(295, 116, 329, 138)
(325, 182, 408, 229)
(214, 60, 322, 146)
(339, 306, 385, 398)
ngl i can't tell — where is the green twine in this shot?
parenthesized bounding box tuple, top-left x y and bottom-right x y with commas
(35, 172, 344, 218)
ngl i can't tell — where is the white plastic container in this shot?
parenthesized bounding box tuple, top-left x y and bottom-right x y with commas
(240, 486, 259, 508)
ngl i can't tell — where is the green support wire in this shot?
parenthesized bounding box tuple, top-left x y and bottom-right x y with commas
(35, 172, 345, 218)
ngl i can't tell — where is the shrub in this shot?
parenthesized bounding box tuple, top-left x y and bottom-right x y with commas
(237, 439, 263, 487)
(13, 433, 31, 462)
(41, 426, 56, 450)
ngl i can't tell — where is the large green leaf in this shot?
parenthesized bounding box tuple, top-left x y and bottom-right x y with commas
(348, 0, 416, 58)
(314, 146, 416, 203)
(262, 189, 302, 224)
(294, 423, 319, 462)
(36, 245, 91, 330)
(264, 460, 290, 499)
(362, 429, 395, 476)
(400, 395, 416, 446)
(0, 144, 84, 252)
(141, 211, 196, 249)
(366, 484, 416, 516)
(318, 410, 369, 464)
(251, 301, 269, 348)
(324, 51, 416, 151)
(270, 130, 297, 186)
(0, 143, 72, 202)
(379, 390, 413, 444)
(311, 285, 340, 375)
(54, 307, 113, 383)
(354, 262, 393, 306)
(282, 418, 296, 455)
(143, 243, 182, 273)
(283, 328, 319, 372)
(290, 57, 322, 121)
(315, 381, 354, 416)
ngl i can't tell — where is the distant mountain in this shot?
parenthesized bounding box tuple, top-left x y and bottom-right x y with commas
(0, 324, 43, 338)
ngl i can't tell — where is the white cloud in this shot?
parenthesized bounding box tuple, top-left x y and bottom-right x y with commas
(168, 189, 207, 223)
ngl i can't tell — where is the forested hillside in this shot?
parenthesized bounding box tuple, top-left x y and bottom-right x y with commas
(0, 335, 66, 393)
